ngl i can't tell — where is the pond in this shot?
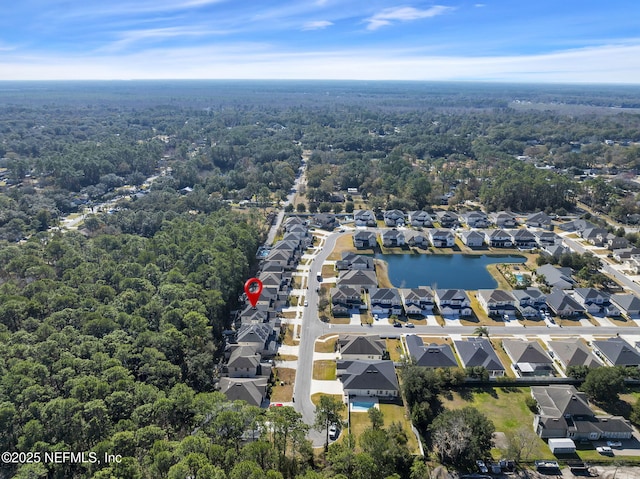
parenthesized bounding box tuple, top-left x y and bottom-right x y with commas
(373, 253, 526, 290)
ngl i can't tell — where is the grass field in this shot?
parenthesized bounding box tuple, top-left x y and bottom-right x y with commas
(315, 335, 338, 353)
(271, 368, 296, 402)
(386, 338, 404, 361)
(313, 360, 337, 380)
(440, 387, 553, 460)
(375, 259, 394, 288)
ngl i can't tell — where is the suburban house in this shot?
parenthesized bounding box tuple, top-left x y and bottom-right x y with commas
(542, 244, 570, 259)
(354, 210, 377, 227)
(335, 252, 375, 271)
(536, 264, 575, 289)
(405, 335, 458, 368)
(338, 269, 378, 290)
(484, 229, 513, 248)
(572, 288, 611, 314)
(435, 211, 459, 228)
(435, 289, 472, 318)
(226, 345, 262, 378)
(592, 337, 640, 367)
(239, 304, 271, 324)
(463, 211, 489, 228)
(545, 290, 585, 317)
(605, 233, 629, 250)
(282, 216, 306, 231)
(526, 211, 553, 229)
(381, 229, 405, 247)
(580, 227, 609, 246)
(531, 385, 633, 440)
(353, 230, 378, 249)
(502, 339, 555, 376)
(312, 213, 338, 230)
(219, 377, 269, 407)
(383, 209, 406, 227)
(612, 247, 640, 262)
(337, 360, 399, 399)
(491, 211, 518, 228)
(609, 294, 640, 318)
(408, 210, 433, 227)
(534, 230, 561, 247)
(331, 285, 366, 316)
(509, 228, 538, 248)
(624, 255, 640, 274)
(405, 231, 429, 248)
(429, 229, 455, 248)
(233, 323, 278, 357)
(459, 230, 485, 247)
(558, 219, 596, 233)
(369, 288, 403, 316)
(400, 287, 434, 315)
(453, 337, 505, 377)
(547, 340, 601, 370)
(476, 289, 518, 318)
(511, 287, 547, 317)
(338, 335, 386, 360)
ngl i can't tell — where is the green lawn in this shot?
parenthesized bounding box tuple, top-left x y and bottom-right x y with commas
(313, 360, 337, 380)
(440, 387, 554, 460)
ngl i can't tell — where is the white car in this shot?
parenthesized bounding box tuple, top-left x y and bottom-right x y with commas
(596, 446, 613, 455)
(304, 300, 309, 307)
(607, 440, 622, 448)
(328, 424, 338, 440)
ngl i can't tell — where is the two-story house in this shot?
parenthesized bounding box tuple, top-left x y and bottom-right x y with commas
(383, 209, 406, 227)
(435, 289, 472, 318)
(369, 288, 403, 316)
(476, 289, 518, 318)
(429, 229, 455, 247)
(400, 287, 434, 315)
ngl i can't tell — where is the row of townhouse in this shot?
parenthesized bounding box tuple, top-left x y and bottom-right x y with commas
(219, 216, 313, 407)
(353, 209, 554, 230)
(476, 285, 635, 319)
(354, 227, 563, 250)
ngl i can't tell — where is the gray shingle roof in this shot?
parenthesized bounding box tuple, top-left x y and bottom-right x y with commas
(406, 335, 458, 368)
(454, 337, 505, 371)
(338, 360, 399, 392)
(592, 337, 640, 366)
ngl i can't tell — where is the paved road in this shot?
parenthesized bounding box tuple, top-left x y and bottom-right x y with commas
(265, 160, 306, 246)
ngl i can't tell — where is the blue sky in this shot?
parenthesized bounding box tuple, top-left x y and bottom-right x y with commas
(1, 0, 639, 82)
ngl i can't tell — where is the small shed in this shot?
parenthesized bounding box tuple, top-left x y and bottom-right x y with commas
(548, 438, 576, 454)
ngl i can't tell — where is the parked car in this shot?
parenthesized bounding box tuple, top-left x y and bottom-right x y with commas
(476, 460, 488, 473)
(393, 321, 402, 328)
(405, 322, 415, 328)
(596, 446, 613, 455)
(607, 441, 622, 448)
(329, 424, 338, 440)
(304, 300, 309, 307)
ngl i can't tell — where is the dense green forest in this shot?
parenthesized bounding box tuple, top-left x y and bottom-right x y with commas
(2, 81, 640, 478)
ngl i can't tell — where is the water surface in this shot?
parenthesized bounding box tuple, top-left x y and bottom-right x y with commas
(374, 253, 526, 290)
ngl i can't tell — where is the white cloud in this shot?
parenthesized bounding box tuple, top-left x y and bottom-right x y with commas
(100, 26, 227, 52)
(301, 20, 333, 31)
(2, 42, 640, 84)
(365, 5, 453, 31)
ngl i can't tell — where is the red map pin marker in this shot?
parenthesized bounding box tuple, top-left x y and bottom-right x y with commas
(244, 277, 263, 308)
